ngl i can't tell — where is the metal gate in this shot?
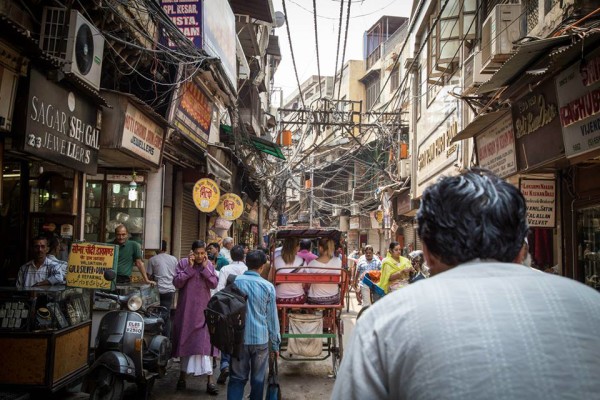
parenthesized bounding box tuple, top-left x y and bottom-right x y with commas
(180, 187, 199, 258)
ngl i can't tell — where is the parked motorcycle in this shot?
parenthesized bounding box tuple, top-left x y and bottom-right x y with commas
(84, 271, 171, 400)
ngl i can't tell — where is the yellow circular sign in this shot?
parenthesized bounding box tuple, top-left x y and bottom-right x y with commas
(217, 193, 244, 221)
(193, 178, 220, 212)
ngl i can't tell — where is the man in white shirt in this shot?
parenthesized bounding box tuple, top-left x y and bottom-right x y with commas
(17, 236, 63, 287)
(147, 240, 178, 337)
(219, 237, 234, 263)
(215, 245, 247, 384)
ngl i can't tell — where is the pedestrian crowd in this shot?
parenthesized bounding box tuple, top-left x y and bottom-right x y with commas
(15, 168, 600, 399)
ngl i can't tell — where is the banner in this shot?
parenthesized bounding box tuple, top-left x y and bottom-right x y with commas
(66, 243, 118, 289)
(520, 179, 556, 228)
(216, 193, 243, 221)
(193, 178, 220, 212)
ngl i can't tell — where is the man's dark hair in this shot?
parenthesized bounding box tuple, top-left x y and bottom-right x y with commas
(161, 240, 168, 252)
(246, 250, 267, 270)
(32, 235, 48, 245)
(299, 239, 312, 251)
(416, 168, 528, 266)
(231, 245, 245, 262)
(192, 240, 206, 251)
(209, 242, 220, 251)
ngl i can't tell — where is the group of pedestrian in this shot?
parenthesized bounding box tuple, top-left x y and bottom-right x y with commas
(155, 237, 278, 399)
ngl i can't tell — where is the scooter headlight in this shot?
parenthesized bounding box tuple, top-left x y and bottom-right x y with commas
(127, 295, 143, 311)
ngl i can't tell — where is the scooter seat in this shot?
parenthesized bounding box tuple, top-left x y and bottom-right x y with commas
(143, 317, 164, 335)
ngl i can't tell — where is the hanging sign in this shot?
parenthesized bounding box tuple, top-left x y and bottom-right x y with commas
(193, 178, 220, 212)
(519, 179, 556, 228)
(216, 193, 243, 221)
(66, 243, 118, 289)
(475, 113, 517, 178)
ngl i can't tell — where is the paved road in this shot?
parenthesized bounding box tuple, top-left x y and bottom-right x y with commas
(148, 290, 360, 399)
(7, 290, 361, 400)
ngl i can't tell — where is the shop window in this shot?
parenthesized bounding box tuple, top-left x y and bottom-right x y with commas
(577, 205, 600, 290)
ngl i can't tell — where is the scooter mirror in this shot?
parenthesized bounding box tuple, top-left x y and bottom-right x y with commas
(103, 269, 116, 281)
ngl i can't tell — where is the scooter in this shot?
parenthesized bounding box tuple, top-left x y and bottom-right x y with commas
(84, 271, 171, 400)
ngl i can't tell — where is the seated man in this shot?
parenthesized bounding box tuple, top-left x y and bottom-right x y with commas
(17, 236, 64, 287)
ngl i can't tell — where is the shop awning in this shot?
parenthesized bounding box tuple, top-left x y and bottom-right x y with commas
(206, 151, 232, 187)
(250, 135, 286, 160)
(451, 109, 510, 143)
(477, 36, 572, 94)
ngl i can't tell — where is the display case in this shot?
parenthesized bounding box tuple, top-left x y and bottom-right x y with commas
(577, 205, 600, 290)
(0, 286, 92, 391)
(85, 174, 146, 245)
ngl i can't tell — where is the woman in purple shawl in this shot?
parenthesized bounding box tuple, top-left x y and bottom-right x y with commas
(172, 240, 219, 395)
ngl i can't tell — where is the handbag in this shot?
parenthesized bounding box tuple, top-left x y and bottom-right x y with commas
(265, 352, 281, 400)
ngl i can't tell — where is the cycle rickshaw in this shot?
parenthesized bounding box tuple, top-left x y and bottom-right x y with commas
(268, 227, 349, 376)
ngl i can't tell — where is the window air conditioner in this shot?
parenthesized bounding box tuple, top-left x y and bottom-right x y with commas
(481, 4, 522, 74)
(463, 50, 493, 94)
(40, 8, 105, 90)
(398, 159, 411, 180)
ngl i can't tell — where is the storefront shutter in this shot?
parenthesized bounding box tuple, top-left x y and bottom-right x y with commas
(180, 187, 199, 258)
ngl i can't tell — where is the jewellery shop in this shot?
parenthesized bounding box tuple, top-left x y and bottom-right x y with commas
(84, 90, 166, 255)
(0, 66, 97, 390)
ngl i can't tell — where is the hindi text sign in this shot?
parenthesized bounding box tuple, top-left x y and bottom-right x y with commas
(216, 193, 243, 221)
(67, 243, 118, 289)
(193, 178, 220, 212)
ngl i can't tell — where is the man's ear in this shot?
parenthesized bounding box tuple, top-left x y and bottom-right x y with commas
(422, 242, 451, 276)
(513, 243, 528, 264)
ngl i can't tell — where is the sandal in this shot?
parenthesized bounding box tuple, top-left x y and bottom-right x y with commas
(206, 382, 219, 396)
(176, 378, 186, 390)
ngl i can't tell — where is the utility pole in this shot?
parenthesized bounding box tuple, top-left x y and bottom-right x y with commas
(309, 162, 314, 228)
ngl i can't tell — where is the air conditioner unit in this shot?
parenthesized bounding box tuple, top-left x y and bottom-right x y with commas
(463, 51, 493, 94)
(481, 4, 522, 74)
(40, 8, 105, 90)
(398, 159, 411, 180)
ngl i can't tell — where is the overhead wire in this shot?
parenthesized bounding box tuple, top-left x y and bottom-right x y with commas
(312, 0, 323, 99)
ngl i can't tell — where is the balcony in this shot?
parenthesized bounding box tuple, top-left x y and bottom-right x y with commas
(366, 44, 382, 70)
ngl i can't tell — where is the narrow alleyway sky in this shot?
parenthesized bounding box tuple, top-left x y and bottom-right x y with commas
(273, 0, 412, 100)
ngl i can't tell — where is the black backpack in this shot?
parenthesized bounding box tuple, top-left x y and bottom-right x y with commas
(204, 275, 247, 358)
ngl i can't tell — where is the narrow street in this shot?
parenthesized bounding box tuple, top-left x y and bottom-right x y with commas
(147, 290, 360, 400)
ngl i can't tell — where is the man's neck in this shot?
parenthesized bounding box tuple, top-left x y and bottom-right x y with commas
(33, 257, 46, 269)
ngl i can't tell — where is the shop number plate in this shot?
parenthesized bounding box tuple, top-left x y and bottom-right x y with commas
(126, 321, 143, 334)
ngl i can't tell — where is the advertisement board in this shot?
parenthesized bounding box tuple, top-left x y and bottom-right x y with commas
(66, 243, 118, 289)
(475, 112, 517, 178)
(520, 179, 556, 228)
(193, 178, 220, 212)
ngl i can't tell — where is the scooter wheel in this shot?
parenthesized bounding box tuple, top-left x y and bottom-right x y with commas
(89, 367, 125, 400)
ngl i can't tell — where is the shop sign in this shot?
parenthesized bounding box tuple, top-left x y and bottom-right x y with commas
(203, 0, 236, 90)
(556, 50, 600, 158)
(417, 117, 460, 194)
(349, 216, 360, 230)
(173, 80, 212, 149)
(511, 81, 564, 169)
(519, 179, 556, 228)
(192, 178, 220, 212)
(396, 191, 412, 215)
(160, 0, 202, 47)
(121, 103, 164, 167)
(475, 113, 517, 178)
(216, 193, 243, 221)
(66, 243, 117, 289)
(22, 69, 100, 174)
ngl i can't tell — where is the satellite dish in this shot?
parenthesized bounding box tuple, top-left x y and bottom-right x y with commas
(75, 23, 94, 75)
(274, 11, 286, 28)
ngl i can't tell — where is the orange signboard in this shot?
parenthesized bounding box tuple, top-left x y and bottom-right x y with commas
(193, 178, 220, 212)
(216, 193, 243, 221)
